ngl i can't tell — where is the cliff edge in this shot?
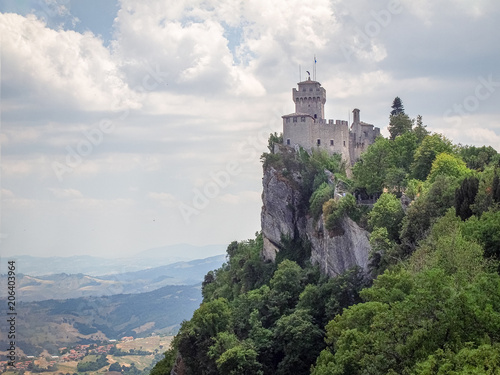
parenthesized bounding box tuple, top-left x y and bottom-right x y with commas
(261, 161, 371, 277)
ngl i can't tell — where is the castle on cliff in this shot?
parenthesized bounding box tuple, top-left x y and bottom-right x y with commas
(282, 77, 380, 165)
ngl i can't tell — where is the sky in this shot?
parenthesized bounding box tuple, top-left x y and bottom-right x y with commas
(1, 0, 500, 258)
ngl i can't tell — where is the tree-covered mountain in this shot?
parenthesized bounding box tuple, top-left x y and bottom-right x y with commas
(151, 108, 500, 375)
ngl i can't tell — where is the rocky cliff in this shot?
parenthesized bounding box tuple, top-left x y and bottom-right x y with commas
(261, 165, 371, 277)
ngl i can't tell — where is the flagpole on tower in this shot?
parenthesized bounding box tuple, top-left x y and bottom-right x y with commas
(313, 55, 317, 81)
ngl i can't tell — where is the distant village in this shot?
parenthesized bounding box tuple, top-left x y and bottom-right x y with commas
(0, 335, 164, 374)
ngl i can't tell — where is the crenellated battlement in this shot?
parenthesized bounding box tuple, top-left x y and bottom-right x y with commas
(282, 79, 380, 165)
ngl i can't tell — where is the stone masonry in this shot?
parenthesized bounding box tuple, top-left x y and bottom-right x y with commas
(282, 78, 380, 165)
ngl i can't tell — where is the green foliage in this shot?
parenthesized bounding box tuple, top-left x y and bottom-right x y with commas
(273, 309, 325, 375)
(202, 235, 274, 302)
(368, 193, 404, 242)
(77, 354, 109, 372)
(216, 342, 263, 375)
(411, 133, 454, 180)
(413, 344, 500, 374)
(461, 209, 500, 262)
(406, 178, 427, 200)
(390, 96, 405, 116)
(313, 266, 500, 375)
(268, 260, 304, 315)
(369, 227, 398, 275)
(413, 115, 430, 144)
(353, 137, 393, 194)
(267, 132, 283, 153)
(427, 152, 472, 183)
(208, 331, 240, 361)
(455, 176, 479, 220)
(323, 194, 357, 233)
(388, 113, 413, 140)
(409, 209, 486, 283)
(399, 175, 459, 257)
(309, 182, 334, 220)
(276, 236, 312, 268)
(494, 173, 500, 203)
(353, 132, 418, 194)
(458, 144, 498, 171)
(176, 298, 232, 374)
(109, 362, 123, 372)
(297, 267, 368, 329)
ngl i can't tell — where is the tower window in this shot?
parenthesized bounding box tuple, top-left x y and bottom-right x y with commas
(287, 139, 291, 145)
(314, 114, 317, 119)
(317, 139, 321, 146)
(330, 140, 334, 146)
(293, 117, 297, 123)
(286, 118, 290, 123)
(343, 141, 346, 146)
(301, 116, 305, 122)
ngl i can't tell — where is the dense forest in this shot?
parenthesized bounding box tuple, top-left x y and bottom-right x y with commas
(151, 99, 500, 375)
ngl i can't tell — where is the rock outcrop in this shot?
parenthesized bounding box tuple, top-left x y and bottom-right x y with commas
(261, 165, 371, 277)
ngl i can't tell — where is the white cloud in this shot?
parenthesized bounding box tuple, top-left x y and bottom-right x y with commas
(0, 12, 138, 112)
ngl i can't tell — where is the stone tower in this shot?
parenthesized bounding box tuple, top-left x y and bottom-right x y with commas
(282, 78, 380, 165)
(292, 78, 326, 119)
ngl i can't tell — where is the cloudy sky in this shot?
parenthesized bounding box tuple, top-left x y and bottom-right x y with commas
(1, 0, 499, 259)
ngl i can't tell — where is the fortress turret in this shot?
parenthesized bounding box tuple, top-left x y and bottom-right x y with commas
(282, 78, 379, 166)
(292, 78, 326, 119)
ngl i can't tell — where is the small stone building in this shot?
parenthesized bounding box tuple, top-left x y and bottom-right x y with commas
(282, 78, 380, 165)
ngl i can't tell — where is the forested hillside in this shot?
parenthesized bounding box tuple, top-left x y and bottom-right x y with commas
(151, 102, 500, 375)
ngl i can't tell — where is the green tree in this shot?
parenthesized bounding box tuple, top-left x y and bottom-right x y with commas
(267, 132, 283, 153)
(176, 298, 232, 374)
(458, 144, 498, 171)
(353, 137, 393, 194)
(411, 134, 454, 180)
(414, 344, 500, 375)
(461, 209, 500, 261)
(268, 260, 304, 316)
(399, 175, 459, 257)
(388, 113, 413, 140)
(369, 227, 397, 275)
(273, 309, 325, 375)
(412, 115, 430, 144)
(322, 194, 357, 233)
(368, 193, 404, 242)
(390, 96, 404, 116)
(216, 342, 263, 375)
(309, 182, 334, 220)
(109, 362, 122, 372)
(454, 176, 479, 220)
(427, 152, 472, 183)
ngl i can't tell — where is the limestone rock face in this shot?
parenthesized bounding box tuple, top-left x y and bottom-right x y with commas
(307, 216, 370, 277)
(261, 166, 371, 277)
(261, 167, 307, 262)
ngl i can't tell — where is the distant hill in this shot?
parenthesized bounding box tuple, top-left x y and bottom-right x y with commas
(7, 284, 203, 356)
(0, 255, 226, 302)
(5, 243, 226, 276)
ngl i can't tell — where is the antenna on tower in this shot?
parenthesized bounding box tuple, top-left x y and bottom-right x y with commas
(299, 65, 301, 82)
